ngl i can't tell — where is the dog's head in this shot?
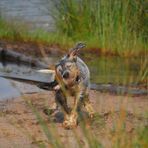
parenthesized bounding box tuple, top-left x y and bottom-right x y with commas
(55, 43, 85, 87)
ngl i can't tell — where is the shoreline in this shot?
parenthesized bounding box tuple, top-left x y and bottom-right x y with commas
(0, 90, 147, 147)
(0, 39, 147, 58)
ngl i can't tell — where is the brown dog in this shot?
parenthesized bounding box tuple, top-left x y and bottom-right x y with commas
(54, 43, 94, 129)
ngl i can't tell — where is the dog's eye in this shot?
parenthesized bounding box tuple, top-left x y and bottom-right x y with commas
(57, 65, 62, 72)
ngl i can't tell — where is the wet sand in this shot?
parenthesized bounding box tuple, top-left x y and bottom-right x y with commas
(0, 90, 147, 148)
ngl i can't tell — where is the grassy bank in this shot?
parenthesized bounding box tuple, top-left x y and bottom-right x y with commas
(0, 0, 147, 57)
(0, 14, 75, 48)
(50, 0, 147, 56)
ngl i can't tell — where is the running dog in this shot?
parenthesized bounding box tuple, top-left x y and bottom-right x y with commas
(53, 43, 94, 129)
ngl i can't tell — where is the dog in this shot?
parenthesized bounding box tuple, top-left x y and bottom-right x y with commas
(51, 42, 94, 129)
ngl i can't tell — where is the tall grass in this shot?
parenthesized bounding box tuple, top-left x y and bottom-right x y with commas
(0, 14, 28, 41)
(0, 0, 147, 56)
(0, 14, 68, 46)
(51, 0, 147, 56)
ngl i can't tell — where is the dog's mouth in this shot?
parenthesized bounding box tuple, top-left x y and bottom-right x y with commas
(55, 64, 80, 87)
(63, 78, 76, 87)
(62, 74, 80, 87)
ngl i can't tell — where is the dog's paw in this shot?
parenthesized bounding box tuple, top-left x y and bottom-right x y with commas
(63, 120, 77, 129)
(63, 113, 78, 129)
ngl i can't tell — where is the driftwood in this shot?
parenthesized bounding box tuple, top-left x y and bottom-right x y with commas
(0, 49, 48, 69)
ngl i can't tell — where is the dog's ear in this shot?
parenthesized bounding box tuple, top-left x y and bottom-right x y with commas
(68, 42, 86, 60)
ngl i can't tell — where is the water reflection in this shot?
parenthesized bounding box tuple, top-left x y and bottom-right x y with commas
(0, 61, 52, 100)
(86, 56, 147, 85)
(0, 54, 147, 100)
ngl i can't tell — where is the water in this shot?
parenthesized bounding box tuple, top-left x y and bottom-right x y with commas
(85, 56, 147, 85)
(0, 0, 53, 31)
(0, 61, 54, 100)
(0, 55, 147, 100)
(0, 77, 20, 99)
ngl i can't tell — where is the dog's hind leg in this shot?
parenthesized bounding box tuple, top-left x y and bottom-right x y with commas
(79, 92, 95, 118)
(83, 96, 94, 118)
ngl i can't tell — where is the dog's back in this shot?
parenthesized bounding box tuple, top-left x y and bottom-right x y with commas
(76, 57, 90, 87)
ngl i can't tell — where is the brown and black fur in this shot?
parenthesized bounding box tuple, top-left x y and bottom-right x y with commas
(54, 43, 94, 129)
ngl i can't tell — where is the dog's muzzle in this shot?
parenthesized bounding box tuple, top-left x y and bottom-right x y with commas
(62, 71, 69, 79)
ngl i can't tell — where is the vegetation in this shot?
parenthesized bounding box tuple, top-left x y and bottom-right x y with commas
(50, 0, 147, 56)
(0, 1, 147, 147)
(0, 0, 147, 56)
(0, 14, 71, 47)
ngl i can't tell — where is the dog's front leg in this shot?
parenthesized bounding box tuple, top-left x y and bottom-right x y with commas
(55, 89, 71, 115)
(63, 87, 81, 129)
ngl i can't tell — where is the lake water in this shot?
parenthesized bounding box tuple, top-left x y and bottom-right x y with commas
(86, 56, 145, 84)
(0, 60, 54, 100)
(0, 0, 53, 31)
(0, 55, 146, 100)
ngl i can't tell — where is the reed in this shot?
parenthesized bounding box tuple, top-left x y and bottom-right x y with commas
(51, 0, 147, 56)
(0, 13, 73, 47)
(0, 0, 147, 56)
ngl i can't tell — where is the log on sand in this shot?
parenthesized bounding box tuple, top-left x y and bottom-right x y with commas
(0, 49, 48, 69)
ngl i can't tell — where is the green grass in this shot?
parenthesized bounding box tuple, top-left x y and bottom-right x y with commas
(0, 0, 147, 57)
(0, 14, 72, 46)
(50, 0, 147, 56)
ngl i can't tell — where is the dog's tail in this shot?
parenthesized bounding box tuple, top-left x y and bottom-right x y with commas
(69, 42, 86, 56)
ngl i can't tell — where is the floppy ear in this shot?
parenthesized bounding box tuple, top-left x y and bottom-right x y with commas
(68, 42, 86, 59)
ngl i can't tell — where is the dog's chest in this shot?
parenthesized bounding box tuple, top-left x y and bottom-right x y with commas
(65, 84, 80, 97)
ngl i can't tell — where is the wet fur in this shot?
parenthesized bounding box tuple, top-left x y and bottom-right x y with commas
(54, 43, 94, 129)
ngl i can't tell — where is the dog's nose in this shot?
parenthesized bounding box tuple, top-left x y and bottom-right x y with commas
(62, 71, 69, 79)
